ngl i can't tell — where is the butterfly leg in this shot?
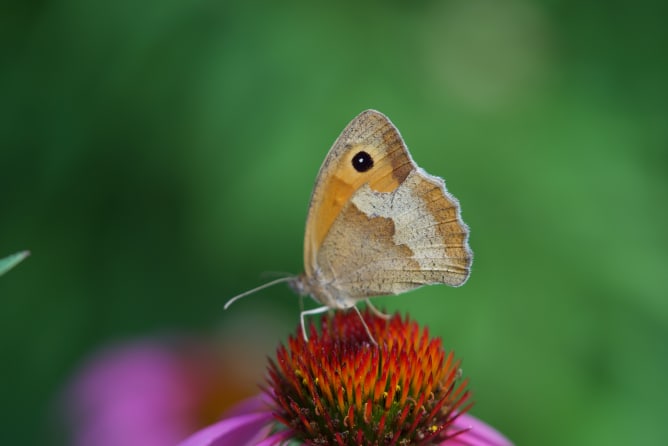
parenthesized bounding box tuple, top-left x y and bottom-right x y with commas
(365, 298, 391, 320)
(300, 306, 330, 342)
(352, 305, 379, 346)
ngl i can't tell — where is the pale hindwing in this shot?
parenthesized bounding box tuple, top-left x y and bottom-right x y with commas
(315, 169, 472, 301)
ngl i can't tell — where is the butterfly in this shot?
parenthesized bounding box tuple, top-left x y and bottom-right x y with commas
(225, 110, 472, 343)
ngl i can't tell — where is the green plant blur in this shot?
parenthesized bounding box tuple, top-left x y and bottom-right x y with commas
(2, 1, 667, 445)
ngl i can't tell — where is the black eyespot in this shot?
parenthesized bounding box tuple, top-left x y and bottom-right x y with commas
(352, 151, 374, 172)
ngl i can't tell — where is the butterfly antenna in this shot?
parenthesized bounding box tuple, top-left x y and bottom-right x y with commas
(224, 276, 294, 310)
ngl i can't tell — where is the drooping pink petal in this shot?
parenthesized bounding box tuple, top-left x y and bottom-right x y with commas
(220, 392, 272, 418)
(255, 430, 295, 446)
(447, 412, 513, 446)
(177, 411, 274, 446)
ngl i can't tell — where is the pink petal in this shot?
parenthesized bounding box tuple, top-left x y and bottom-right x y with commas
(447, 412, 513, 446)
(177, 411, 274, 446)
(255, 430, 295, 446)
(221, 393, 272, 418)
(67, 343, 200, 446)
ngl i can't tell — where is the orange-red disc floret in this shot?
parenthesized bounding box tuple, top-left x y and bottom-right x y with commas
(267, 309, 472, 445)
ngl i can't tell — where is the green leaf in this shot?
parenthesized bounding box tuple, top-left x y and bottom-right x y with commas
(0, 251, 30, 276)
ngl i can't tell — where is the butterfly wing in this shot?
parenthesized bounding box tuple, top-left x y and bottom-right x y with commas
(301, 110, 472, 308)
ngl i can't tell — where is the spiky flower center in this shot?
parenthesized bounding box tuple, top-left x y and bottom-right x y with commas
(267, 309, 472, 445)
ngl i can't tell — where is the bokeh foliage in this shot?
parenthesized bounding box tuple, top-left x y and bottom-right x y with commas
(2, 0, 667, 444)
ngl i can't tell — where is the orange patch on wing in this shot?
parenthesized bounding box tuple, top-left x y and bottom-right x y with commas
(311, 143, 413, 252)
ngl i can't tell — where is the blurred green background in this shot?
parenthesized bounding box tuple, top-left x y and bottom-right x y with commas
(2, 0, 667, 444)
